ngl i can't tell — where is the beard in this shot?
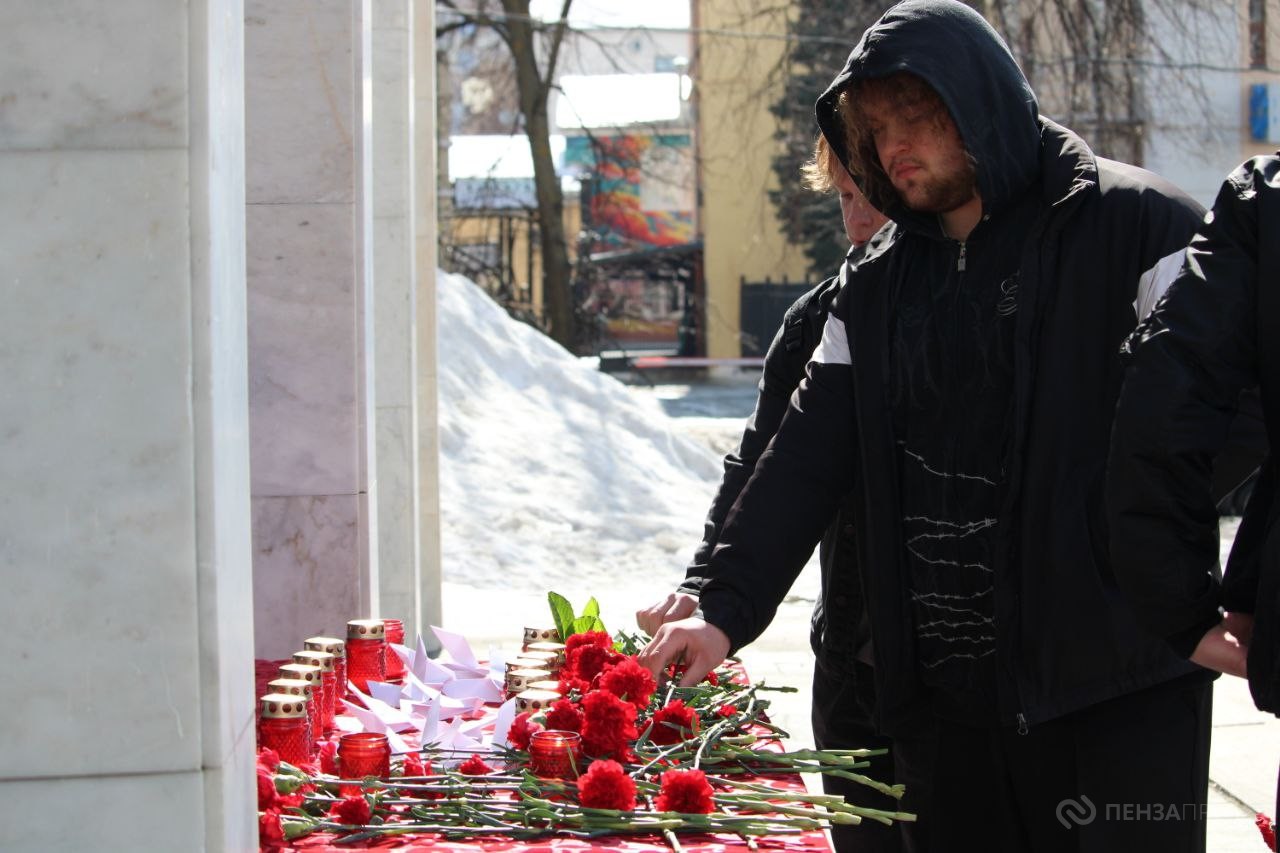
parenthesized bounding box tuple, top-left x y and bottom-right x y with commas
(891, 156, 977, 214)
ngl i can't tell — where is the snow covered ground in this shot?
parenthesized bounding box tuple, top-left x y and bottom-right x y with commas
(436, 271, 797, 638)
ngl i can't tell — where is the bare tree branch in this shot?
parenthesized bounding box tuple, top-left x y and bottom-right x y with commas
(542, 0, 574, 92)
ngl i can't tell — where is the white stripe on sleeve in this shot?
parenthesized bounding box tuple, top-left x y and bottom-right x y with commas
(1134, 248, 1187, 320)
(811, 314, 852, 366)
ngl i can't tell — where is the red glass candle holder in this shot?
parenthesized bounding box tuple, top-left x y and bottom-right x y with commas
(383, 618, 406, 682)
(293, 650, 337, 732)
(346, 620, 387, 694)
(529, 730, 581, 779)
(338, 732, 391, 796)
(304, 636, 346, 704)
(277, 663, 323, 744)
(259, 693, 312, 766)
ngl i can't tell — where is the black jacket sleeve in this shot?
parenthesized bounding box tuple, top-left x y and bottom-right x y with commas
(1107, 159, 1269, 657)
(678, 278, 840, 596)
(696, 288, 859, 653)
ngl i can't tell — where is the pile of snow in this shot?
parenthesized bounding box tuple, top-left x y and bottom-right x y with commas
(436, 272, 724, 598)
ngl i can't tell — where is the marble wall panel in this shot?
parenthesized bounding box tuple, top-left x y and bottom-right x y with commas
(372, 25, 410, 219)
(373, 216, 414, 408)
(203, 726, 258, 851)
(376, 404, 417, 623)
(190, 0, 257, 782)
(247, 202, 360, 497)
(358, 488, 377, 618)
(374, 0, 410, 31)
(412, 0, 444, 639)
(0, 1, 187, 150)
(252, 493, 362, 658)
(0, 771, 206, 852)
(245, 0, 355, 204)
(0, 149, 203, 778)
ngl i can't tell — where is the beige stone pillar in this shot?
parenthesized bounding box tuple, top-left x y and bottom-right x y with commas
(415, 0, 445, 646)
(371, 0, 422, 633)
(246, 0, 379, 657)
(0, 2, 257, 848)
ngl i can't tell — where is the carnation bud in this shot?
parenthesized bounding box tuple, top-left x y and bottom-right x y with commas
(282, 816, 320, 839)
(274, 772, 308, 795)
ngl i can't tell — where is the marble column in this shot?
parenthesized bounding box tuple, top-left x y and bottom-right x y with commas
(372, 0, 421, 633)
(414, 0, 445, 643)
(246, 0, 379, 657)
(0, 2, 256, 850)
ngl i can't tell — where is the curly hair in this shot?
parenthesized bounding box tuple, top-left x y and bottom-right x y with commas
(835, 73, 966, 211)
(800, 133, 845, 194)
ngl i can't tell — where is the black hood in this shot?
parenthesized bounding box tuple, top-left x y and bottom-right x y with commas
(815, 0, 1041, 229)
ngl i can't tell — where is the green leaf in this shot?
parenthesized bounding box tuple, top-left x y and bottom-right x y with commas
(571, 614, 607, 637)
(581, 597, 600, 620)
(548, 591, 575, 640)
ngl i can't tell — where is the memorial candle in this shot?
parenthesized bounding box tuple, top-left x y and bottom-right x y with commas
(259, 693, 312, 766)
(382, 618, 406, 682)
(292, 650, 337, 732)
(304, 636, 346, 701)
(529, 730, 581, 778)
(346, 619, 386, 694)
(338, 732, 391, 796)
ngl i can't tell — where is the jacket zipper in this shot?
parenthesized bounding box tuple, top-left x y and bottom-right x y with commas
(957, 241, 967, 272)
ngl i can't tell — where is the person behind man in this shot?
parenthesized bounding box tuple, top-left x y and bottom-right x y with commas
(1106, 154, 1280, 819)
(637, 136, 931, 853)
(637, 1, 1213, 850)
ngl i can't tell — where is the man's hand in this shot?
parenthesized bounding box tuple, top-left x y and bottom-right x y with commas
(636, 592, 700, 636)
(1190, 619, 1249, 678)
(636, 617, 731, 687)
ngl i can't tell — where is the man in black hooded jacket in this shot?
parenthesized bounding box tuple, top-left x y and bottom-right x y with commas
(638, 1, 1212, 850)
(1107, 154, 1280, 821)
(638, 136, 932, 853)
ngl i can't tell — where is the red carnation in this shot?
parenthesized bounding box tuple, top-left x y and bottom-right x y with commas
(459, 753, 494, 775)
(1259, 813, 1277, 852)
(577, 759, 637, 811)
(328, 794, 373, 825)
(257, 765, 280, 810)
(599, 656, 657, 705)
(318, 740, 339, 775)
(655, 768, 715, 814)
(565, 631, 621, 681)
(581, 690, 638, 761)
(717, 704, 737, 718)
(402, 750, 425, 776)
(565, 630, 614, 655)
(571, 645, 616, 682)
(258, 810, 286, 848)
(546, 698, 584, 733)
(559, 674, 591, 698)
(646, 699, 697, 745)
(257, 747, 281, 773)
(508, 711, 544, 750)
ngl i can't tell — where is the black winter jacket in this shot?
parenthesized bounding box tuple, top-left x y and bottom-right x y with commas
(1108, 155, 1280, 714)
(696, 0, 1208, 735)
(680, 270, 868, 679)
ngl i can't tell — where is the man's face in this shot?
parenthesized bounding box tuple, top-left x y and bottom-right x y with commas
(832, 168, 888, 246)
(860, 88, 977, 215)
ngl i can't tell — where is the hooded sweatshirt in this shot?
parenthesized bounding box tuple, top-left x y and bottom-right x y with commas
(822, 0, 1050, 724)
(695, 0, 1208, 733)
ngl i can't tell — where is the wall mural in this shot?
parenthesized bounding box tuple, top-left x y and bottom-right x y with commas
(565, 134, 694, 251)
